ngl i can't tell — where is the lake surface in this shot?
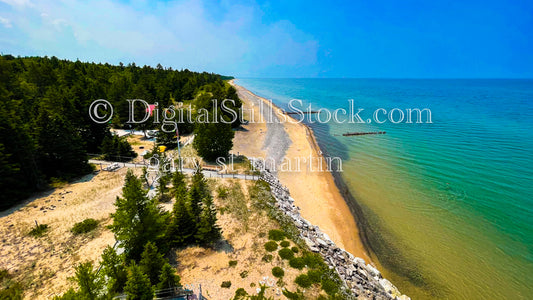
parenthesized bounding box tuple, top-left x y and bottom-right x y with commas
(236, 78, 533, 299)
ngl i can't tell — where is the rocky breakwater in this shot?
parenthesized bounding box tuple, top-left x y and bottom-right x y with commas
(252, 159, 410, 300)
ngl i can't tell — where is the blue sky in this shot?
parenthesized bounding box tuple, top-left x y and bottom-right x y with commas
(0, 0, 532, 78)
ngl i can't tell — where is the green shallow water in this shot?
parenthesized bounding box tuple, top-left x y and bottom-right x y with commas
(237, 78, 533, 299)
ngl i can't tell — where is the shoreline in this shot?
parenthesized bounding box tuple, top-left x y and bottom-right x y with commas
(228, 80, 402, 288)
(230, 80, 371, 263)
(278, 106, 378, 259)
(228, 80, 446, 299)
(231, 80, 410, 299)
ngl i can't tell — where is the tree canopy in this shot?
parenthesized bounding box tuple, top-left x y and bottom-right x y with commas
(109, 170, 167, 260)
(0, 54, 238, 210)
(124, 262, 154, 300)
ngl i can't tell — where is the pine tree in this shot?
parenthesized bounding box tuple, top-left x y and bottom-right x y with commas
(193, 111, 234, 161)
(100, 135, 137, 162)
(0, 55, 229, 210)
(139, 242, 166, 286)
(191, 167, 208, 193)
(156, 154, 172, 202)
(171, 171, 186, 195)
(124, 263, 154, 300)
(156, 175, 171, 202)
(157, 263, 181, 290)
(156, 123, 178, 148)
(110, 170, 165, 260)
(188, 184, 204, 222)
(0, 107, 43, 210)
(99, 135, 114, 160)
(194, 194, 222, 246)
(35, 109, 90, 179)
(167, 184, 197, 247)
(73, 261, 103, 300)
(224, 85, 242, 128)
(188, 168, 209, 220)
(53, 288, 80, 300)
(100, 246, 127, 295)
(141, 167, 149, 188)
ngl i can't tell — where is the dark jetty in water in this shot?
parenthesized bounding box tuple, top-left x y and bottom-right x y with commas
(284, 111, 320, 115)
(342, 131, 386, 136)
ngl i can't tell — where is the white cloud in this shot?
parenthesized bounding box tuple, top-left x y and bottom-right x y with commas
(0, 16, 11, 28)
(0, 0, 319, 76)
(0, 0, 32, 8)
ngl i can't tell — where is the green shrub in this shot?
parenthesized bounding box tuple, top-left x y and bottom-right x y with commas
(0, 281, 24, 299)
(221, 281, 232, 288)
(303, 253, 324, 269)
(158, 193, 172, 203)
(262, 254, 273, 262)
(268, 229, 285, 241)
(307, 269, 323, 283)
(289, 257, 305, 270)
(264, 241, 278, 252)
(240, 271, 248, 278)
(29, 224, 48, 237)
(0, 270, 23, 299)
(321, 278, 338, 295)
(272, 267, 284, 278)
(294, 274, 312, 288)
(280, 240, 290, 247)
(233, 288, 248, 298)
(53, 288, 81, 300)
(276, 278, 285, 287)
(0, 269, 8, 281)
(278, 248, 294, 260)
(229, 260, 238, 267)
(217, 186, 228, 199)
(250, 181, 302, 243)
(282, 289, 305, 300)
(291, 246, 299, 253)
(71, 218, 98, 235)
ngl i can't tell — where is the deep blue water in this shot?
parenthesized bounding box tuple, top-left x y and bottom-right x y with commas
(236, 78, 533, 299)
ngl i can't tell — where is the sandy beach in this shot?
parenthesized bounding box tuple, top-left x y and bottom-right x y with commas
(0, 168, 132, 299)
(230, 80, 370, 262)
(0, 80, 373, 299)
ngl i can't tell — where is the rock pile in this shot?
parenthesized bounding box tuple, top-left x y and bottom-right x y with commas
(252, 159, 410, 300)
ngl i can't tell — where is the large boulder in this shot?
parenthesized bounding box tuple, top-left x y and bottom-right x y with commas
(379, 278, 399, 296)
(366, 264, 381, 279)
(303, 237, 315, 247)
(353, 257, 366, 268)
(316, 237, 329, 247)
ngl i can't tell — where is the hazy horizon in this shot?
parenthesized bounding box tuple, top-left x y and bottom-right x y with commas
(1, 0, 532, 78)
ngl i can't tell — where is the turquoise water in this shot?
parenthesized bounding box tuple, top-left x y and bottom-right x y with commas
(236, 78, 533, 299)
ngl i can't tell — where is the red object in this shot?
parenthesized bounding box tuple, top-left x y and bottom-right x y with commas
(146, 104, 156, 116)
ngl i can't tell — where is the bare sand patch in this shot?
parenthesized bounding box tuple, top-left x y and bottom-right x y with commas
(1, 169, 322, 299)
(176, 179, 322, 299)
(0, 168, 138, 299)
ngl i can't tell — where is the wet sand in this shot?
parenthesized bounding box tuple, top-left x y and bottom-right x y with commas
(230, 80, 370, 262)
